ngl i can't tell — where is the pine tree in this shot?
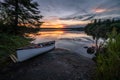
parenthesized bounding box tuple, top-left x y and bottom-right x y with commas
(0, 0, 43, 33)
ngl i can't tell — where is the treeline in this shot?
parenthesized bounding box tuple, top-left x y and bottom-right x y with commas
(85, 19, 120, 39)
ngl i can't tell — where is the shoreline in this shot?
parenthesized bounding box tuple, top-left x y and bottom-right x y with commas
(32, 33, 95, 59)
(56, 39, 95, 59)
(1, 48, 95, 80)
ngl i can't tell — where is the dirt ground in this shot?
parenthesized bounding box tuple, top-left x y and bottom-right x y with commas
(0, 48, 95, 80)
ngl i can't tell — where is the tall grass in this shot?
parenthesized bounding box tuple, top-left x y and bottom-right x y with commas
(95, 29, 120, 80)
(0, 33, 31, 67)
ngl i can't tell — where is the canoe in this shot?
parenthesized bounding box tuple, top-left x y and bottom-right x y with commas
(16, 41, 55, 62)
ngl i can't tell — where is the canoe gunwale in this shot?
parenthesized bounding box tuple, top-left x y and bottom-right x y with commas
(17, 41, 55, 50)
(17, 44, 55, 51)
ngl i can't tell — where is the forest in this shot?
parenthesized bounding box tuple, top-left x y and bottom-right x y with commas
(85, 19, 120, 80)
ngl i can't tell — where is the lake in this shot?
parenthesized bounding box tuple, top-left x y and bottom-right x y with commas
(28, 30, 95, 58)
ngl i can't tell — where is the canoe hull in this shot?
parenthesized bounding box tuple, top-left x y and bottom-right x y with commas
(17, 44, 55, 62)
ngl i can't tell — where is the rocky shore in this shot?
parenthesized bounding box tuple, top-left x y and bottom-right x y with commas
(0, 48, 95, 80)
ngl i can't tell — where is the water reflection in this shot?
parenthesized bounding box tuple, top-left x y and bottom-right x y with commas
(28, 30, 95, 58)
(29, 30, 92, 43)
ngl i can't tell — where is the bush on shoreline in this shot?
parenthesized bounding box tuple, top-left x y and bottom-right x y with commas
(95, 30, 120, 80)
(0, 33, 32, 67)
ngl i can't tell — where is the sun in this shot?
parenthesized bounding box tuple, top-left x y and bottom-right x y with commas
(41, 22, 64, 28)
(53, 24, 64, 28)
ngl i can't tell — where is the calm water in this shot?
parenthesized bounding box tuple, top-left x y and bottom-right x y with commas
(28, 30, 95, 58)
(29, 31, 92, 43)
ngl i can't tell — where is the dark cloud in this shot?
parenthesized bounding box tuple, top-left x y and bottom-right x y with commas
(36, 0, 120, 20)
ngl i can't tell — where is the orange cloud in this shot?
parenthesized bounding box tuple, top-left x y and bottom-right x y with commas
(93, 7, 120, 14)
(58, 20, 90, 26)
(93, 8, 107, 13)
(41, 17, 89, 28)
(41, 22, 64, 28)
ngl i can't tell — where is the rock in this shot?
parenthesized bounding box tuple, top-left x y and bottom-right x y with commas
(87, 47, 95, 54)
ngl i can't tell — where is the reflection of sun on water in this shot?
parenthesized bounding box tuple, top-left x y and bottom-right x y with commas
(27, 31, 64, 39)
(31, 31, 65, 43)
(27, 30, 89, 39)
(36, 31, 64, 40)
(31, 31, 89, 40)
(26, 30, 92, 44)
(37, 31, 64, 35)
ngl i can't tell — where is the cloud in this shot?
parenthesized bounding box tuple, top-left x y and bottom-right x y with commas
(35, 0, 120, 27)
(36, 0, 120, 18)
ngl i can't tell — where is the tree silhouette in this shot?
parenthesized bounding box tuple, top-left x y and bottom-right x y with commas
(0, 0, 43, 33)
(85, 19, 120, 52)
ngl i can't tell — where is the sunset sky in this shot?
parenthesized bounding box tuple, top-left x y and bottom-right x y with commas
(35, 0, 120, 28)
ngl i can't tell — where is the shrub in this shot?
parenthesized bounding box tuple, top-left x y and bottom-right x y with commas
(0, 33, 31, 67)
(95, 29, 120, 80)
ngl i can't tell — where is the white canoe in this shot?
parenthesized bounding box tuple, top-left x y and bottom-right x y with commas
(16, 41, 55, 62)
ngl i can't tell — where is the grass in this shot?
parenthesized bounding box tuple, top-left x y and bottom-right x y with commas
(95, 29, 120, 80)
(0, 33, 32, 67)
